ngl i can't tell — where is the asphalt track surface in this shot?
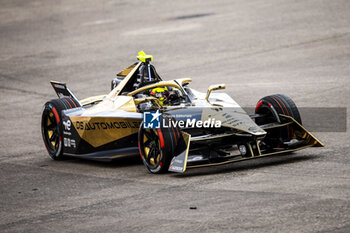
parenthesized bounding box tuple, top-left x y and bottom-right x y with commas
(0, 0, 349, 232)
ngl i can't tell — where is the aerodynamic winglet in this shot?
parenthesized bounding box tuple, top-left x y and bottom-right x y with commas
(168, 132, 191, 173)
(50, 81, 82, 107)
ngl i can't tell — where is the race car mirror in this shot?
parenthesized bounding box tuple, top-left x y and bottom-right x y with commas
(205, 84, 226, 103)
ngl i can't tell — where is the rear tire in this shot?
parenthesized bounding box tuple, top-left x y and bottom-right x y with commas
(41, 97, 79, 160)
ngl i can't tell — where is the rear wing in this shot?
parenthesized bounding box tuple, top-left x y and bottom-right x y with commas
(50, 81, 82, 107)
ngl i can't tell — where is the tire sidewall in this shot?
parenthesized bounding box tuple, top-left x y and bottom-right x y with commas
(138, 115, 179, 174)
(256, 94, 302, 142)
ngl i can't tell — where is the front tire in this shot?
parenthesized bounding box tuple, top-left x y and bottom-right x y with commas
(255, 94, 302, 146)
(138, 116, 181, 174)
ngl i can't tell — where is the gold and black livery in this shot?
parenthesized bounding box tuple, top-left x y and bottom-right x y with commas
(41, 51, 324, 174)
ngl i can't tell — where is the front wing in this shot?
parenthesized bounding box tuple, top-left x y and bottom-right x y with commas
(168, 114, 324, 173)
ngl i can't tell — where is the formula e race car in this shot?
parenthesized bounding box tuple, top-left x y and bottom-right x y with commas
(41, 51, 324, 174)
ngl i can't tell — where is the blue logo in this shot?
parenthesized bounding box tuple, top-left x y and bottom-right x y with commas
(143, 110, 162, 129)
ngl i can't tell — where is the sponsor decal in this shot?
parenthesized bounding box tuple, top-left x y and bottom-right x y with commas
(75, 121, 139, 130)
(169, 165, 183, 172)
(64, 138, 76, 148)
(143, 110, 221, 129)
(63, 120, 71, 131)
(163, 117, 221, 128)
(54, 84, 66, 89)
(143, 110, 161, 129)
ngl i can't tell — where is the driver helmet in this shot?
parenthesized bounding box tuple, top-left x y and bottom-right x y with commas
(150, 87, 169, 105)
